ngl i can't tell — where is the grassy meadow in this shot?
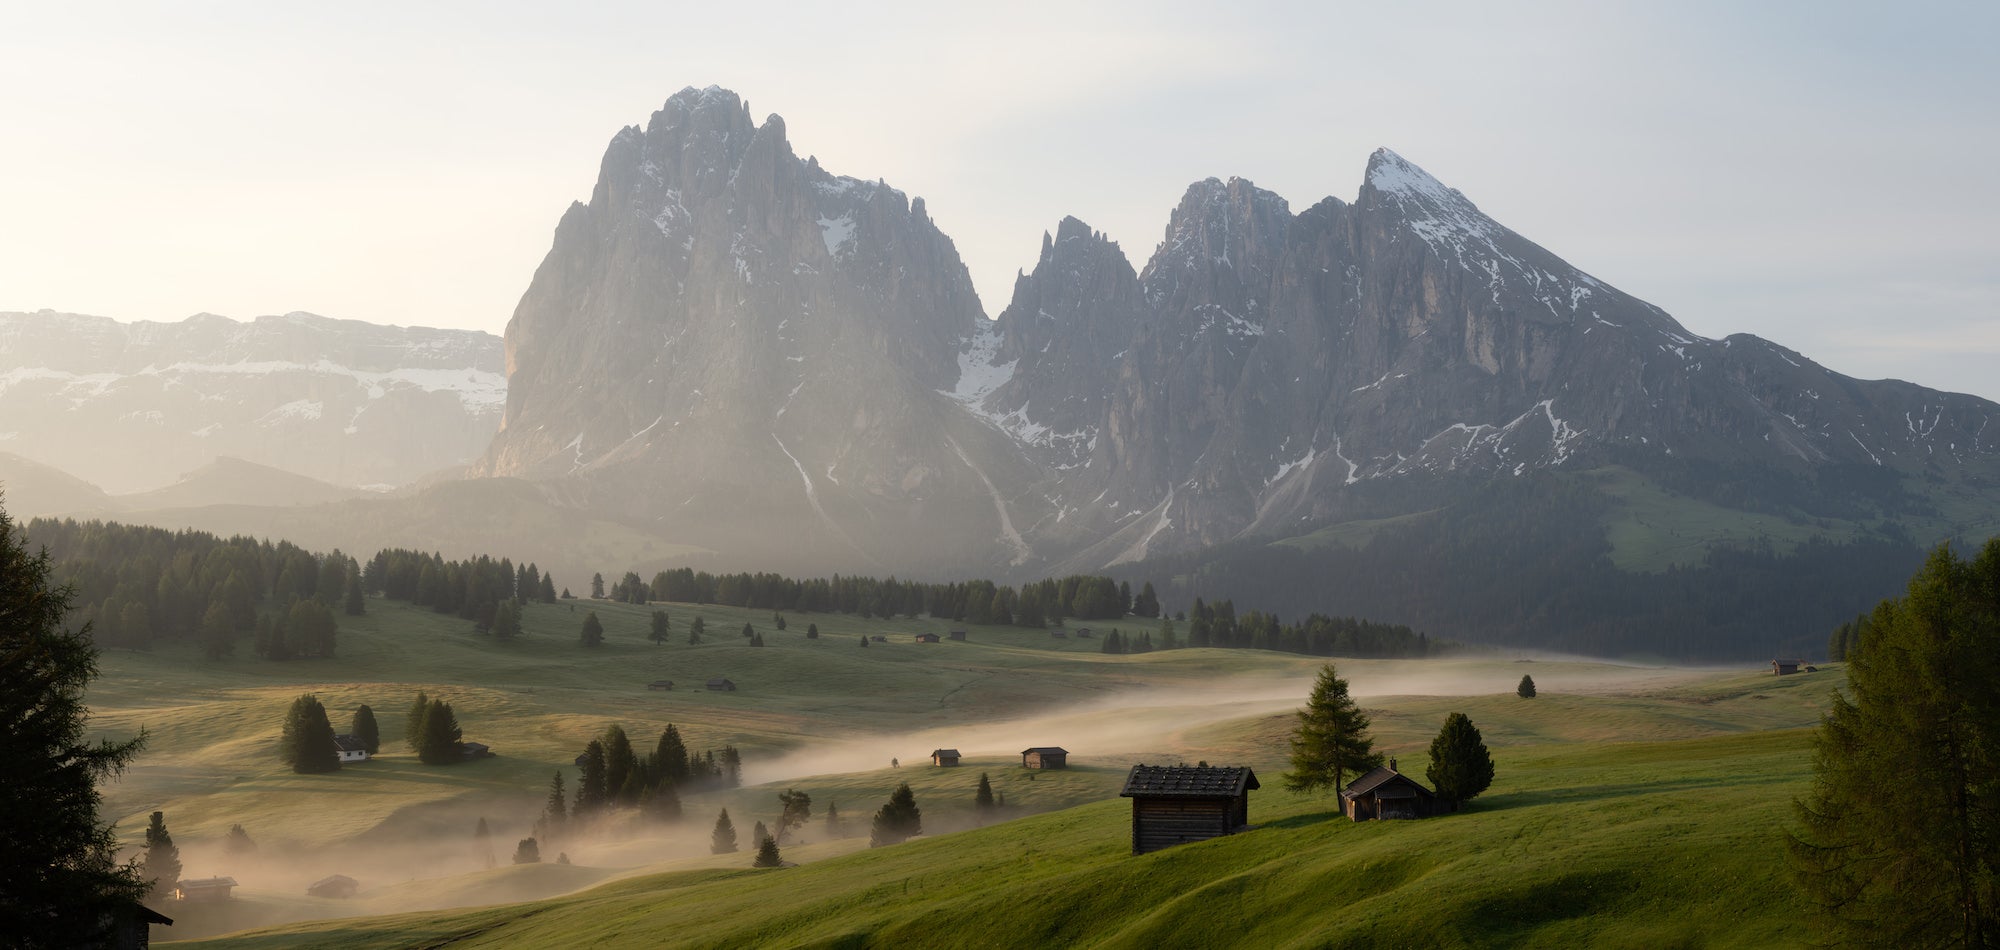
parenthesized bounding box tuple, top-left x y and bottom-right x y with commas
(78, 595, 1843, 946)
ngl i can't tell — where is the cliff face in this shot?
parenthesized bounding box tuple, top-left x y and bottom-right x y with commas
(478, 87, 1028, 574)
(482, 87, 2000, 576)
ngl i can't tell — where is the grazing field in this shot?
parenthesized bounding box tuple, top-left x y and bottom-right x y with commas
(80, 596, 1840, 945)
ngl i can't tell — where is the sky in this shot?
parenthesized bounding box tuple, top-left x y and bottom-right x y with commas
(3, 1, 1996, 400)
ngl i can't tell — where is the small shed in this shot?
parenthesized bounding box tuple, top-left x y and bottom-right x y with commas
(1022, 747, 1068, 769)
(1075, 628, 1093, 639)
(915, 632, 941, 643)
(460, 741, 492, 760)
(931, 748, 961, 767)
(1120, 765, 1260, 854)
(174, 877, 237, 902)
(1340, 763, 1439, 821)
(98, 903, 172, 950)
(948, 630, 967, 641)
(1772, 659, 1801, 676)
(871, 635, 887, 643)
(306, 874, 359, 899)
(647, 680, 675, 691)
(1050, 631, 1068, 640)
(707, 677, 737, 691)
(331, 734, 370, 763)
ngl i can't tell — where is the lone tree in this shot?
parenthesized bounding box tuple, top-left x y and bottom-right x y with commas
(580, 610, 604, 648)
(513, 837, 541, 864)
(404, 690, 429, 750)
(352, 704, 380, 755)
(711, 808, 739, 854)
(280, 694, 341, 773)
(491, 601, 522, 642)
(1516, 674, 1536, 698)
(1426, 712, 1496, 809)
(1790, 541, 2000, 947)
(688, 616, 705, 645)
(806, 623, 819, 639)
(777, 788, 813, 844)
(142, 811, 181, 900)
(753, 835, 782, 868)
(650, 610, 670, 645)
(416, 698, 463, 765)
(870, 782, 922, 847)
(224, 824, 256, 854)
(1284, 663, 1382, 795)
(0, 503, 149, 944)
(975, 773, 996, 811)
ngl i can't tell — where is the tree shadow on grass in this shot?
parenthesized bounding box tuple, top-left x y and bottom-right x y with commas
(1469, 771, 1800, 813)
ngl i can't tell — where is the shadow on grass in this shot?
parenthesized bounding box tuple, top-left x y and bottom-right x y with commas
(1472, 772, 1801, 812)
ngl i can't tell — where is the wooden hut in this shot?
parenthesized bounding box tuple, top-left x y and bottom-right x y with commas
(174, 877, 237, 902)
(1339, 763, 1439, 821)
(646, 680, 675, 691)
(1021, 746, 1068, 769)
(1050, 630, 1068, 639)
(97, 903, 172, 949)
(1120, 765, 1259, 854)
(948, 630, 967, 641)
(707, 677, 737, 691)
(1074, 628, 1093, 639)
(931, 748, 961, 767)
(1771, 659, 1801, 676)
(331, 734, 370, 763)
(460, 741, 492, 760)
(915, 632, 941, 643)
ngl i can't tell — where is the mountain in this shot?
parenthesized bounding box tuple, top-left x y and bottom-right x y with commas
(0, 310, 503, 493)
(120, 456, 372, 511)
(476, 86, 1032, 575)
(0, 451, 116, 519)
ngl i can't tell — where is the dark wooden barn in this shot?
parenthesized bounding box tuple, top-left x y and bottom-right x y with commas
(948, 630, 967, 641)
(1120, 765, 1259, 854)
(1772, 659, 1801, 676)
(1021, 746, 1068, 769)
(647, 679, 675, 691)
(707, 677, 737, 691)
(931, 748, 961, 766)
(1340, 763, 1439, 821)
(915, 633, 941, 643)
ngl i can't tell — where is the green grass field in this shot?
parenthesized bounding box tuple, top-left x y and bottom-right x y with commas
(78, 596, 1844, 946)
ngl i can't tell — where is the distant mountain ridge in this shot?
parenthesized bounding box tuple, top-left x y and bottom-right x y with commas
(0, 310, 503, 493)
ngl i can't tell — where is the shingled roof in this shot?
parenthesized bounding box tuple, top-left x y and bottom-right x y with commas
(1341, 765, 1434, 800)
(1121, 765, 1260, 798)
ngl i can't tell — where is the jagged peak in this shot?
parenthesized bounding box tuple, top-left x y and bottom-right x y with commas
(1363, 148, 1461, 202)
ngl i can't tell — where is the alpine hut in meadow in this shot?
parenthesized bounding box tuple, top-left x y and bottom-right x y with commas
(1120, 765, 1260, 854)
(948, 629, 967, 641)
(1339, 760, 1439, 821)
(931, 748, 961, 767)
(1021, 747, 1068, 769)
(174, 877, 238, 902)
(707, 677, 737, 691)
(915, 632, 941, 643)
(331, 734, 370, 763)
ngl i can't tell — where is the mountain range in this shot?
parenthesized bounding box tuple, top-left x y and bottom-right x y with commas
(7, 85, 1997, 656)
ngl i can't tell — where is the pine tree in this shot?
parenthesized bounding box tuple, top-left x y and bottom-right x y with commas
(540, 574, 557, 603)
(141, 811, 181, 900)
(352, 704, 379, 755)
(1790, 541, 2000, 946)
(711, 808, 739, 854)
(870, 782, 922, 847)
(806, 623, 819, 639)
(775, 612, 787, 631)
(417, 698, 462, 765)
(752, 820, 769, 847)
(280, 693, 341, 774)
(859, 635, 869, 648)
(223, 823, 257, 854)
(343, 562, 365, 616)
(580, 610, 604, 647)
(1284, 663, 1382, 795)
(1517, 674, 1537, 698)
(688, 616, 705, 645)
(404, 690, 429, 750)
(825, 800, 842, 837)
(975, 773, 996, 812)
(741, 622, 755, 639)
(539, 771, 568, 840)
(513, 837, 541, 864)
(753, 835, 782, 868)
(650, 610, 670, 645)
(655, 724, 690, 786)
(643, 781, 681, 822)
(603, 726, 637, 805)
(199, 600, 235, 660)
(1426, 712, 1495, 809)
(590, 573, 605, 599)
(474, 817, 494, 868)
(491, 601, 522, 641)
(575, 740, 607, 814)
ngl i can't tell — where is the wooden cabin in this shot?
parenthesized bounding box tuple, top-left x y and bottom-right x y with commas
(931, 748, 961, 767)
(1074, 628, 1093, 639)
(306, 874, 359, 899)
(1772, 659, 1801, 676)
(1120, 765, 1259, 854)
(174, 877, 237, 902)
(1340, 763, 1439, 821)
(331, 734, 370, 763)
(871, 635, 887, 642)
(646, 680, 675, 691)
(707, 677, 737, 691)
(915, 632, 941, 643)
(948, 630, 967, 641)
(95, 903, 172, 950)
(1050, 630, 1068, 639)
(1021, 746, 1068, 769)
(460, 741, 492, 760)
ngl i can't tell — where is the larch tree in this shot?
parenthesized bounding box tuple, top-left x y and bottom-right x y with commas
(280, 693, 340, 774)
(1283, 663, 1382, 795)
(416, 698, 462, 765)
(352, 704, 379, 755)
(580, 610, 604, 647)
(1517, 674, 1537, 698)
(753, 835, 782, 868)
(650, 610, 670, 645)
(141, 811, 181, 901)
(1426, 712, 1495, 809)
(869, 782, 922, 847)
(711, 808, 739, 854)
(1789, 541, 2000, 947)
(975, 773, 996, 812)
(404, 690, 429, 750)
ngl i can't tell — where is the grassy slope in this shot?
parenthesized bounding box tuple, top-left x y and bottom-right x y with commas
(86, 597, 1842, 947)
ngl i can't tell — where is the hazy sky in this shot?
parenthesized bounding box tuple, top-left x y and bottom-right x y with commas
(3, 2, 1995, 399)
